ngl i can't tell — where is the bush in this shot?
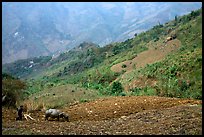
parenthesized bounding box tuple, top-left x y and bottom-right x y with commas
(179, 46, 186, 51)
(111, 81, 124, 95)
(119, 92, 126, 96)
(121, 64, 127, 68)
(2, 78, 26, 108)
(179, 80, 189, 91)
(79, 98, 88, 103)
(154, 37, 159, 42)
(190, 10, 200, 18)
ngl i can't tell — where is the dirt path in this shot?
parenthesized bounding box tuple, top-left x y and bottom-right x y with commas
(2, 96, 202, 135)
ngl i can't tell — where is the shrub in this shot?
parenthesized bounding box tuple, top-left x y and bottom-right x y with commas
(2, 78, 26, 108)
(122, 64, 127, 68)
(119, 92, 126, 96)
(179, 46, 186, 51)
(179, 80, 189, 91)
(130, 87, 142, 93)
(154, 37, 159, 42)
(111, 81, 124, 95)
(195, 57, 202, 62)
(79, 98, 88, 103)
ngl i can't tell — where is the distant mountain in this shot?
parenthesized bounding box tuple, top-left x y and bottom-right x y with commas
(2, 2, 201, 64)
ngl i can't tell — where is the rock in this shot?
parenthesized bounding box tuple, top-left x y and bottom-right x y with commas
(121, 116, 127, 119)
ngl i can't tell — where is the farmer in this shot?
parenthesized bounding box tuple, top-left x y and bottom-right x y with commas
(16, 105, 24, 121)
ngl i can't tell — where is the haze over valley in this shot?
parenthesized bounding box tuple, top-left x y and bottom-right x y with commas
(2, 2, 201, 63)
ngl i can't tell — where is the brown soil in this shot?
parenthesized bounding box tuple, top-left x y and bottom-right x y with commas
(111, 39, 181, 91)
(2, 96, 202, 135)
(123, 76, 157, 91)
(111, 39, 181, 73)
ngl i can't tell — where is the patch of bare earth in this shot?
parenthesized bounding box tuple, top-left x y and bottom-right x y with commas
(111, 39, 181, 73)
(2, 96, 202, 135)
(111, 39, 181, 91)
(124, 76, 157, 91)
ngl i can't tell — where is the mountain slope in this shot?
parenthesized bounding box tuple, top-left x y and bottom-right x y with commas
(2, 8, 202, 100)
(2, 2, 201, 64)
(1, 8, 202, 135)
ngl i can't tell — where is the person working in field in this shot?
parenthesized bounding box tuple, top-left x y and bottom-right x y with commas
(16, 105, 24, 121)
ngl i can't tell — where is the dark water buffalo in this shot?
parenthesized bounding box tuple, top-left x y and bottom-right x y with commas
(45, 109, 69, 122)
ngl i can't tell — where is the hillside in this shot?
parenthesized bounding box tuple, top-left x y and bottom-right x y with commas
(2, 2, 201, 63)
(2, 8, 202, 100)
(2, 8, 202, 135)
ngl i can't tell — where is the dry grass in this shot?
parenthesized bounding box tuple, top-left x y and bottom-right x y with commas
(21, 84, 102, 111)
(111, 39, 181, 73)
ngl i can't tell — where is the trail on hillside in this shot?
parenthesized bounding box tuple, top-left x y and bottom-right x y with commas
(2, 96, 202, 135)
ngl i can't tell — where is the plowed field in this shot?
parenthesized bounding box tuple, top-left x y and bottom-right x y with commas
(2, 96, 202, 135)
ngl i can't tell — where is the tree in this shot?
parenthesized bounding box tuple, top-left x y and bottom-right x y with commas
(175, 15, 178, 22)
(158, 21, 161, 26)
(190, 10, 199, 18)
(2, 75, 26, 108)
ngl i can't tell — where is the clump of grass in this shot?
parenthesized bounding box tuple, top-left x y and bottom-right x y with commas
(22, 99, 46, 112)
(130, 86, 156, 96)
(79, 98, 88, 103)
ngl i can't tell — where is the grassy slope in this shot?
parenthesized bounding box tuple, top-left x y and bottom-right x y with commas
(68, 8, 202, 99)
(119, 10, 202, 99)
(3, 9, 202, 108)
(22, 84, 104, 110)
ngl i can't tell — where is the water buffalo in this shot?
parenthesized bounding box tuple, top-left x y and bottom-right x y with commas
(45, 109, 69, 122)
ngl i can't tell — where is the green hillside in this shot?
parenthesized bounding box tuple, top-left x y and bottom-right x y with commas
(2, 8, 202, 104)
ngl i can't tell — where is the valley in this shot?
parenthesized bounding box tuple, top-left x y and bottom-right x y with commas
(2, 2, 202, 63)
(2, 7, 202, 135)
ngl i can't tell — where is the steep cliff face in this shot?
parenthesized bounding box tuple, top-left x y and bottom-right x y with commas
(2, 2, 201, 64)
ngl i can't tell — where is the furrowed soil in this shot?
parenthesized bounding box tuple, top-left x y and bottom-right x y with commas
(2, 96, 202, 135)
